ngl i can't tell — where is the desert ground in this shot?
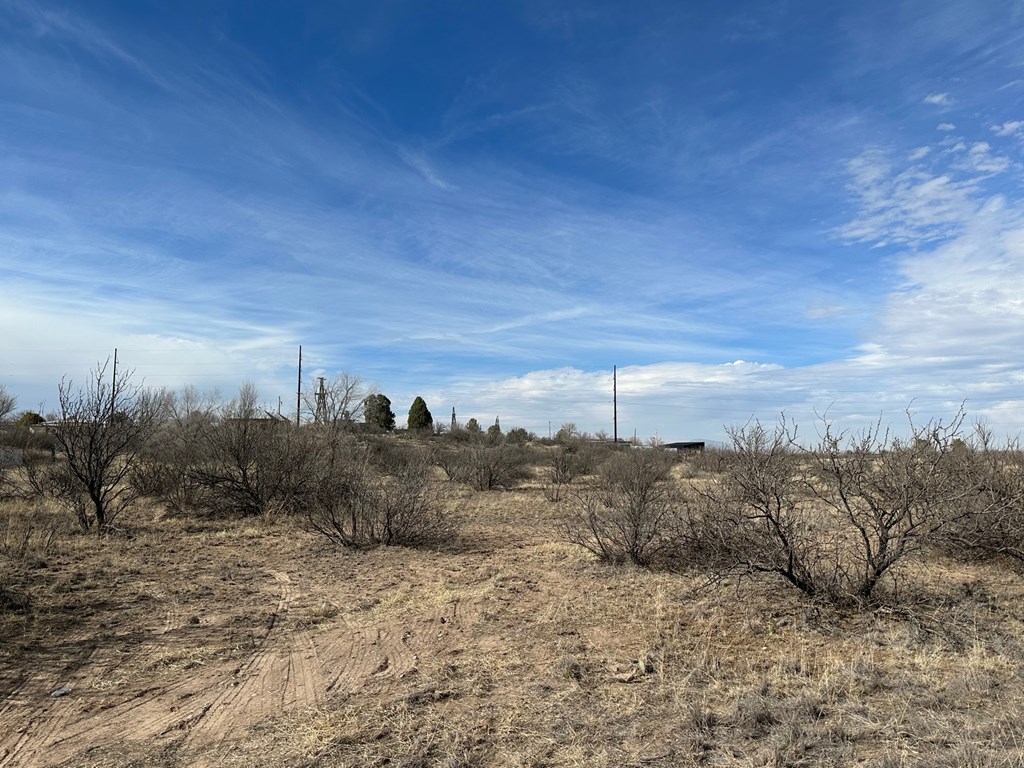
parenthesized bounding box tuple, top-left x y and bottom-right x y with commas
(3, 473, 1024, 767)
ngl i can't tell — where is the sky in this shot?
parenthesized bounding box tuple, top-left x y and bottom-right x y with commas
(3, 0, 1024, 443)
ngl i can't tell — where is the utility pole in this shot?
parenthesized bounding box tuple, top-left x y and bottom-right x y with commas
(295, 345, 302, 427)
(109, 347, 119, 421)
(613, 364, 618, 444)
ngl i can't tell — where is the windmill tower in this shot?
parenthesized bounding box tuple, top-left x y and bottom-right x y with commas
(314, 377, 328, 424)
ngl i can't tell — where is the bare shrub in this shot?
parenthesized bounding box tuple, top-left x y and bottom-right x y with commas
(436, 442, 532, 491)
(462, 442, 533, 491)
(806, 410, 973, 600)
(434, 443, 470, 483)
(36, 460, 92, 532)
(690, 420, 829, 596)
(129, 386, 218, 514)
(191, 385, 316, 518)
(362, 434, 425, 474)
(564, 449, 677, 566)
(50, 362, 161, 533)
(935, 424, 1024, 563)
(0, 427, 57, 502)
(303, 372, 372, 428)
(544, 441, 599, 502)
(693, 411, 974, 604)
(686, 447, 733, 476)
(0, 385, 15, 424)
(306, 454, 456, 548)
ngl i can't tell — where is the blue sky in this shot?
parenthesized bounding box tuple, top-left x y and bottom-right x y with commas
(3, 0, 1024, 442)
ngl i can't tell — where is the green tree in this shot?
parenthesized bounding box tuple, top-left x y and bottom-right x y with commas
(408, 396, 433, 431)
(487, 416, 502, 442)
(506, 427, 531, 443)
(465, 417, 481, 434)
(364, 394, 396, 432)
(16, 411, 44, 427)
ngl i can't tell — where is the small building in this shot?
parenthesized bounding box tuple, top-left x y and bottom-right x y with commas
(665, 441, 705, 453)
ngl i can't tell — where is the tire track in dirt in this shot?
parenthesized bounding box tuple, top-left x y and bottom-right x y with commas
(0, 568, 300, 767)
(0, 676, 34, 768)
(0, 645, 103, 768)
(1, 563, 492, 767)
(182, 569, 300, 752)
(319, 622, 417, 695)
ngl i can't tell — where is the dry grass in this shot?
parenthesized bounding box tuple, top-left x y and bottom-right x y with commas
(1, 482, 1024, 767)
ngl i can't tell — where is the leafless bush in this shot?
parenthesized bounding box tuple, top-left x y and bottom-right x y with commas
(190, 385, 316, 518)
(363, 434, 426, 474)
(805, 410, 972, 600)
(128, 386, 218, 514)
(685, 447, 732, 476)
(463, 443, 533, 491)
(49, 361, 161, 533)
(31, 461, 92, 531)
(306, 454, 456, 548)
(435, 442, 533, 491)
(434, 443, 469, 483)
(303, 372, 372, 429)
(690, 420, 831, 595)
(0, 385, 15, 423)
(544, 442, 599, 502)
(693, 410, 974, 604)
(564, 449, 677, 565)
(935, 424, 1024, 563)
(0, 429, 57, 502)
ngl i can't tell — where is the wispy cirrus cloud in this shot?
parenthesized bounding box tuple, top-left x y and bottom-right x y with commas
(836, 149, 981, 246)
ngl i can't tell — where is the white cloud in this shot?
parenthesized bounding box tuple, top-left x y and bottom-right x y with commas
(937, 123, 957, 131)
(908, 146, 931, 161)
(837, 149, 980, 246)
(804, 305, 848, 320)
(924, 92, 953, 107)
(992, 120, 1024, 137)
(962, 141, 1011, 174)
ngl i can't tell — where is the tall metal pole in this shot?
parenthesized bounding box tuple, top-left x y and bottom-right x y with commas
(295, 345, 302, 427)
(110, 347, 119, 420)
(613, 365, 618, 444)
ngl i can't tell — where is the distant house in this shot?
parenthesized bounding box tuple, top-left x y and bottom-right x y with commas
(665, 441, 706, 453)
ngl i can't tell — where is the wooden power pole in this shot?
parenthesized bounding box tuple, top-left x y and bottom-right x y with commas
(295, 345, 302, 427)
(613, 365, 618, 444)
